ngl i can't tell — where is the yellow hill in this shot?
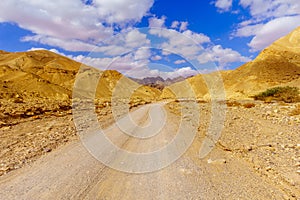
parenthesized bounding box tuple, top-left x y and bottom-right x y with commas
(162, 26, 300, 100)
(0, 50, 160, 104)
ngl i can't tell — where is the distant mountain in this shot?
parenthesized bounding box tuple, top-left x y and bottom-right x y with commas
(130, 76, 188, 90)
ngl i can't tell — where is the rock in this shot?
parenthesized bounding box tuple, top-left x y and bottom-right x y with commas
(1, 126, 11, 131)
(265, 166, 272, 171)
(207, 158, 226, 164)
(43, 147, 52, 153)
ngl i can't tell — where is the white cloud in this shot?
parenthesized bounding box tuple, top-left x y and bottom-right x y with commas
(213, 0, 233, 12)
(134, 48, 151, 61)
(182, 30, 211, 44)
(0, 0, 154, 51)
(71, 29, 151, 56)
(22, 35, 98, 52)
(179, 22, 189, 32)
(170, 21, 189, 32)
(93, 0, 154, 24)
(239, 0, 300, 19)
(171, 21, 180, 29)
(247, 16, 300, 51)
(149, 28, 211, 61)
(71, 52, 197, 79)
(124, 66, 198, 79)
(27, 47, 47, 52)
(149, 28, 249, 68)
(227, 0, 300, 51)
(151, 55, 162, 61)
(198, 45, 251, 67)
(234, 23, 264, 37)
(174, 59, 186, 64)
(123, 29, 151, 49)
(148, 16, 166, 28)
(170, 67, 198, 78)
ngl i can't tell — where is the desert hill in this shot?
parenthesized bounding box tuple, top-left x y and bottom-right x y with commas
(223, 26, 300, 99)
(0, 50, 160, 101)
(0, 50, 78, 101)
(0, 50, 161, 121)
(161, 27, 300, 100)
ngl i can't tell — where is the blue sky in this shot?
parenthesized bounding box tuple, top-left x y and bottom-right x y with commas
(0, 0, 299, 78)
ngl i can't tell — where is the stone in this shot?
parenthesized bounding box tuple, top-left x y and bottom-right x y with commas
(207, 158, 227, 164)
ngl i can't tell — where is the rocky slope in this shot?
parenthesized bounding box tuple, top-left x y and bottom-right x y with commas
(0, 50, 161, 120)
(0, 50, 161, 175)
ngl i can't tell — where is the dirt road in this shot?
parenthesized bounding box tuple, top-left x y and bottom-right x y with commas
(0, 103, 297, 199)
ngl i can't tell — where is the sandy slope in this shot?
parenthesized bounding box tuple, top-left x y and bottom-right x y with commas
(0, 102, 298, 200)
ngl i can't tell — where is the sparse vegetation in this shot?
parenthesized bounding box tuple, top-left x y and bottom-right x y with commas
(226, 101, 256, 108)
(226, 101, 242, 107)
(253, 86, 300, 103)
(243, 103, 255, 108)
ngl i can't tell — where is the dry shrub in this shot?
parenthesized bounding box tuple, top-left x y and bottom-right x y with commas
(290, 104, 300, 116)
(243, 103, 255, 108)
(197, 99, 207, 103)
(253, 86, 300, 103)
(226, 101, 241, 107)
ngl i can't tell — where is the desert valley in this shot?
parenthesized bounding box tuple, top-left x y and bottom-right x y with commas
(0, 24, 299, 199)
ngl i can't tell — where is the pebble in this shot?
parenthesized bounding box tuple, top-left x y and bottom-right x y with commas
(207, 158, 227, 164)
(265, 166, 272, 171)
(1, 126, 11, 131)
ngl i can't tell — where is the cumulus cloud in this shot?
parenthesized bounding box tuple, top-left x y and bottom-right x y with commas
(149, 28, 212, 61)
(22, 35, 99, 52)
(179, 22, 189, 32)
(170, 21, 189, 32)
(151, 55, 163, 61)
(72, 52, 197, 79)
(92, 0, 155, 24)
(213, 0, 233, 12)
(239, 0, 300, 19)
(233, 23, 264, 37)
(148, 16, 166, 28)
(66, 29, 151, 55)
(0, 0, 154, 50)
(124, 66, 198, 79)
(198, 45, 251, 67)
(182, 30, 211, 44)
(171, 21, 180, 29)
(226, 0, 300, 51)
(247, 16, 300, 51)
(174, 59, 186, 64)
